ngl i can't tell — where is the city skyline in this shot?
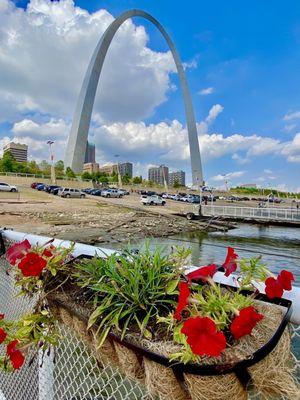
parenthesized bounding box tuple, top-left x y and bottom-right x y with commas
(0, 1, 300, 190)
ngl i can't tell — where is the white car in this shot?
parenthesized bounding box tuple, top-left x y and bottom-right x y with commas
(141, 195, 166, 206)
(101, 189, 123, 198)
(0, 182, 18, 192)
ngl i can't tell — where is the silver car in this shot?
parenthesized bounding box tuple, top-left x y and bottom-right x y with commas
(58, 188, 85, 198)
(101, 189, 123, 198)
(0, 182, 18, 192)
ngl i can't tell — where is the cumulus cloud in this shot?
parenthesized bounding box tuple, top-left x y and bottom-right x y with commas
(198, 87, 214, 95)
(281, 132, 300, 163)
(211, 171, 245, 182)
(0, 0, 176, 124)
(205, 104, 224, 124)
(283, 111, 300, 121)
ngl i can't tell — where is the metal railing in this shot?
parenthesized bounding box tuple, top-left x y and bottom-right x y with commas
(0, 231, 299, 400)
(202, 204, 300, 222)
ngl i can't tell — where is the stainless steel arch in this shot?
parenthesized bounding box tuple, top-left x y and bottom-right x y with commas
(64, 9, 204, 186)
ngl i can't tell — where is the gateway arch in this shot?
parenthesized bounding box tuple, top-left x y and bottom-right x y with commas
(64, 9, 204, 186)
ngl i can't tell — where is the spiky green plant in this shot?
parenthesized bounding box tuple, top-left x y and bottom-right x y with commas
(73, 245, 191, 346)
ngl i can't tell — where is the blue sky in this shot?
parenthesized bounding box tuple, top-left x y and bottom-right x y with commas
(1, 0, 300, 190)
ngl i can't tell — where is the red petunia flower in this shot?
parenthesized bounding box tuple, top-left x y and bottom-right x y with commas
(186, 264, 217, 282)
(0, 328, 7, 344)
(222, 247, 238, 277)
(42, 249, 53, 258)
(6, 240, 31, 266)
(230, 306, 264, 340)
(265, 277, 284, 299)
(18, 252, 47, 277)
(174, 281, 190, 321)
(181, 316, 226, 357)
(6, 340, 25, 370)
(277, 270, 295, 291)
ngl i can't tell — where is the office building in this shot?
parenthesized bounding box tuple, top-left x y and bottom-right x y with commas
(3, 142, 28, 163)
(119, 162, 133, 178)
(98, 164, 118, 175)
(84, 142, 96, 163)
(168, 171, 186, 186)
(148, 165, 169, 186)
(83, 163, 99, 174)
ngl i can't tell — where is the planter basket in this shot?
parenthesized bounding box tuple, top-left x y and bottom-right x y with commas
(47, 282, 299, 400)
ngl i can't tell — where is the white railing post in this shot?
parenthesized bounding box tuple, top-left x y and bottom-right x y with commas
(39, 348, 54, 400)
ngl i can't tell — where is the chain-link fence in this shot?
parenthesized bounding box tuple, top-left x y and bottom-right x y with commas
(0, 233, 299, 400)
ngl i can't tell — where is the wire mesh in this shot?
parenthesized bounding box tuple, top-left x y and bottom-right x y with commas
(0, 235, 299, 400)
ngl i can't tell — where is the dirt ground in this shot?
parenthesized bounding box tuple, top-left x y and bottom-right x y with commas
(0, 187, 214, 244)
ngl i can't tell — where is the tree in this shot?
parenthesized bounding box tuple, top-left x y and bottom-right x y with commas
(122, 173, 131, 184)
(173, 180, 181, 188)
(132, 176, 142, 184)
(39, 160, 51, 174)
(65, 167, 76, 178)
(0, 151, 16, 172)
(99, 175, 109, 184)
(82, 172, 92, 180)
(54, 160, 65, 175)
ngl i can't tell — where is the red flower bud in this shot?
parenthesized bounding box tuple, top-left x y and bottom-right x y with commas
(230, 306, 264, 340)
(181, 316, 226, 357)
(174, 281, 190, 321)
(0, 313, 4, 320)
(222, 247, 238, 277)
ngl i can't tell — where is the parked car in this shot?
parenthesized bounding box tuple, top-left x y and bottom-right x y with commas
(58, 188, 85, 198)
(44, 185, 61, 193)
(81, 188, 93, 194)
(51, 187, 62, 195)
(90, 189, 102, 196)
(118, 189, 130, 195)
(141, 195, 166, 206)
(170, 194, 182, 201)
(101, 189, 123, 198)
(36, 184, 46, 191)
(31, 182, 43, 189)
(0, 182, 18, 192)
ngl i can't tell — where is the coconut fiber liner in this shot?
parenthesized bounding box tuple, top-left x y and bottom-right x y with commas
(47, 290, 300, 400)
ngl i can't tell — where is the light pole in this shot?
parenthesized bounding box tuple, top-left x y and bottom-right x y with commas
(47, 140, 56, 184)
(114, 154, 122, 188)
(162, 165, 168, 193)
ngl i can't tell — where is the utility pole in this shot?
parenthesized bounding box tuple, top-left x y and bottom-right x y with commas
(47, 141, 56, 184)
(114, 154, 122, 188)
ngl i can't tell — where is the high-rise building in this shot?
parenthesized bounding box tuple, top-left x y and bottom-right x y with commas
(119, 162, 133, 178)
(168, 171, 186, 187)
(84, 142, 96, 163)
(148, 165, 169, 186)
(3, 142, 28, 163)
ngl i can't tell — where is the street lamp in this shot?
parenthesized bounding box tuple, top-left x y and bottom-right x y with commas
(47, 140, 56, 184)
(114, 154, 122, 188)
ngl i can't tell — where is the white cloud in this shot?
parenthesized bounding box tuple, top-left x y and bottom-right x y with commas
(205, 104, 224, 123)
(283, 111, 300, 121)
(198, 87, 214, 96)
(281, 132, 300, 163)
(263, 169, 272, 174)
(283, 123, 296, 133)
(0, 0, 176, 124)
(211, 171, 245, 182)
